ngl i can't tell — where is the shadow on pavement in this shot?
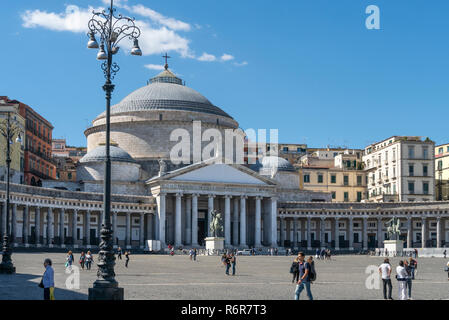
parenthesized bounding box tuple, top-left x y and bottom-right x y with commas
(0, 272, 87, 300)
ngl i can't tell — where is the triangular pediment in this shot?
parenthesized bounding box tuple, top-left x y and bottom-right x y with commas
(171, 164, 270, 185)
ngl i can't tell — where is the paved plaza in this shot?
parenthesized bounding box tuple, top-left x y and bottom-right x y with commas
(0, 252, 448, 300)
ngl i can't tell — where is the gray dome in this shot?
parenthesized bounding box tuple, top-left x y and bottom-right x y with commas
(96, 69, 233, 119)
(79, 145, 137, 164)
(260, 156, 295, 172)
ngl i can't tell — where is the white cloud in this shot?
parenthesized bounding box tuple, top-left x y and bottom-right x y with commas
(21, 5, 95, 32)
(125, 4, 191, 31)
(144, 64, 165, 71)
(234, 61, 248, 67)
(220, 54, 234, 62)
(20, 3, 242, 65)
(197, 52, 216, 62)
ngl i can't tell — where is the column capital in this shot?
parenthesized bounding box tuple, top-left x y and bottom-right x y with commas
(334, 216, 339, 221)
(255, 196, 263, 200)
(208, 194, 216, 199)
(126, 211, 131, 216)
(421, 216, 427, 222)
(224, 195, 232, 199)
(192, 193, 200, 198)
(320, 216, 326, 221)
(175, 192, 183, 198)
(240, 195, 248, 199)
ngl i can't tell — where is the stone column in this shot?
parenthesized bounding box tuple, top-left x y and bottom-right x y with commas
(59, 208, 65, 247)
(421, 217, 426, 248)
(185, 195, 192, 245)
(378, 217, 384, 248)
(72, 209, 78, 247)
(86, 210, 91, 247)
(254, 196, 262, 248)
(320, 217, 326, 249)
(140, 212, 145, 248)
(407, 217, 412, 249)
(1, 202, 5, 237)
(207, 195, 215, 237)
(334, 217, 339, 250)
(191, 194, 198, 246)
(147, 213, 153, 240)
(293, 217, 298, 248)
(348, 216, 354, 250)
(10, 203, 17, 245)
(47, 208, 54, 246)
(175, 193, 182, 246)
(224, 195, 232, 246)
(436, 217, 441, 248)
(306, 216, 311, 250)
(35, 207, 41, 246)
(239, 195, 247, 247)
(126, 212, 131, 248)
(280, 217, 286, 247)
(23, 205, 29, 246)
(233, 197, 239, 246)
(362, 217, 368, 250)
(270, 197, 278, 247)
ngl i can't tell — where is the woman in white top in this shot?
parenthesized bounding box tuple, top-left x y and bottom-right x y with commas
(396, 260, 408, 300)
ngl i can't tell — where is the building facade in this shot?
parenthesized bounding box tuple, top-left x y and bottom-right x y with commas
(5, 98, 57, 186)
(0, 98, 25, 184)
(298, 149, 367, 202)
(363, 136, 435, 202)
(52, 139, 86, 182)
(435, 143, 449, 201)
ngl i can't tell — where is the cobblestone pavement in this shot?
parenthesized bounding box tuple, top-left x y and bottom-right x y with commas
(0, 253, 448, 300)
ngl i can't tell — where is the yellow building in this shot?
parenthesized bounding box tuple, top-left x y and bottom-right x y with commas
(435, 143, 449, 200)
(0, 99, 26, 184)
(298, 149, 367, 202)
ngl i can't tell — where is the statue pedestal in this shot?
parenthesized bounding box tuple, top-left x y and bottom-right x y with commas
(383, 240, 403, 257)
(205, 237, 225, 251)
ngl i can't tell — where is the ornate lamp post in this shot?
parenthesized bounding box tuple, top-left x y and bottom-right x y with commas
(86, 0, 141, 300)
(0, 108, 22, 274)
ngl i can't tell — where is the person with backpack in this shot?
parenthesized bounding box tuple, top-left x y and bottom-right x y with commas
(290, 256, 300, 283)
(294, 252, 313, 300)
(307, 256, 317, 283)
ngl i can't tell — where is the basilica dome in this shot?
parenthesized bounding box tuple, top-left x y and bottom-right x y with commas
(95, 69, 232, 120)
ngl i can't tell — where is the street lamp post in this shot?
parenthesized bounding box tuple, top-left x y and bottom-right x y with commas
(0, 111, 21, 274)
(86, 0, 141, 300)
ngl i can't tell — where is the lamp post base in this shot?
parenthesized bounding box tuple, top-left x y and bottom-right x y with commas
(0, 262, 16, 274)
(88, 286, 124, 300)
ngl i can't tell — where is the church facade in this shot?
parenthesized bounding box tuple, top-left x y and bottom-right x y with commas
(2, 67, 449, 250)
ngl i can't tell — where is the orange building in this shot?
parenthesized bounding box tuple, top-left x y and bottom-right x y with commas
(5, 98, 56, 185)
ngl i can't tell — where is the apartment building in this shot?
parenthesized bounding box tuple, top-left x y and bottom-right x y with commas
(363, 136, 435, 202)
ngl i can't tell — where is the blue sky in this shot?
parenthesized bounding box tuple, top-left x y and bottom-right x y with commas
(1, 0, 449, 148)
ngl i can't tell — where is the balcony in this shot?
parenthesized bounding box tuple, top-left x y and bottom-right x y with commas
(25, 148, 56, 165)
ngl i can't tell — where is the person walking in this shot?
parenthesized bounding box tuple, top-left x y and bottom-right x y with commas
(294, 252, 313, 300)
(443, 249, 447, 259)
(85, 251, 94, 270)
(193, 248, 197, 261)
(409, 257, 417, 280)
(125, 251, 130, 268)
(230, 253, 237, 276)
(79, 252, 86, 270)
(189, 248, 194, 261)
(378, 258, 393, 300)
(315, 249, 320, 260)
(40, 258, 55, 300)
(404, 260, 413, 299)
(396, 260, 408, 300)
(290, 256, 300, 283)
(221, 253, 227, 266)
(446, 260, 449, 281)
(117, 247, 122, 260)
(225, 254, 231, 275)
(65, 250, 74, 270)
